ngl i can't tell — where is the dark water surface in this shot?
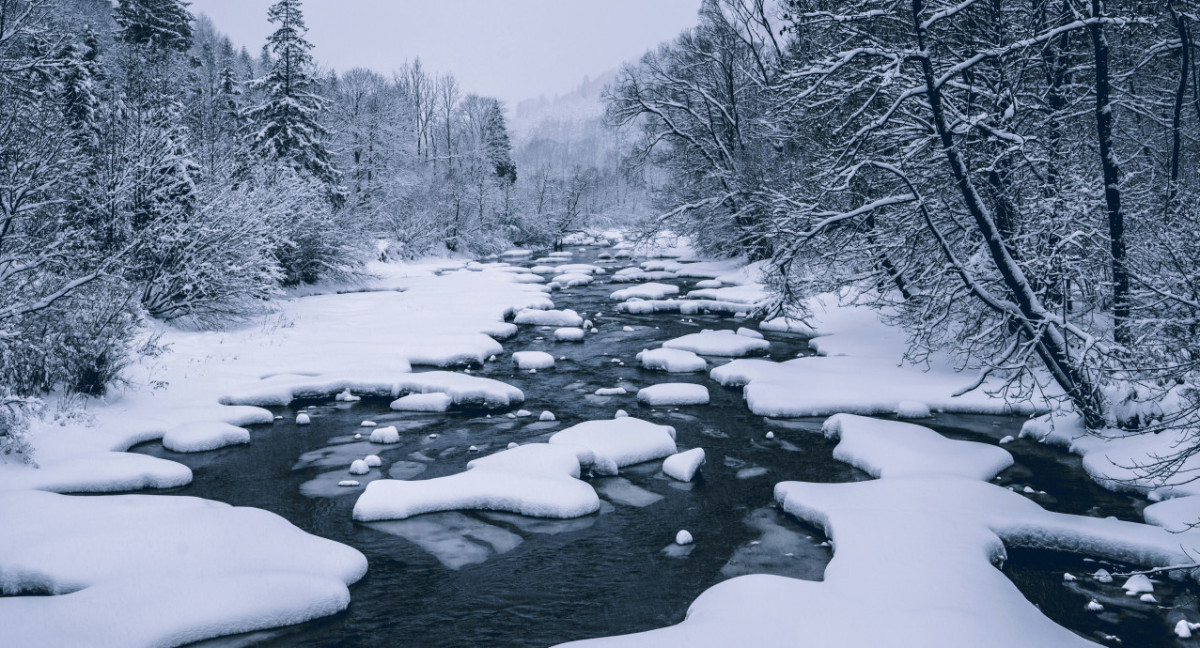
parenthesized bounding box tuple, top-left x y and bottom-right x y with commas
(131, 248, 1196, 647)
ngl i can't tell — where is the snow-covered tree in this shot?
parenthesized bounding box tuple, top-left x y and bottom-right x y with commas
(242, 0, 343, 203)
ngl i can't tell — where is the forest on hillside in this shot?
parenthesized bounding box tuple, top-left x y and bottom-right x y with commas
(0, 0, 638, 456)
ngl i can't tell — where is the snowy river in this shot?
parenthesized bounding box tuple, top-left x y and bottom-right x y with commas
(129, 247, 1193, 648)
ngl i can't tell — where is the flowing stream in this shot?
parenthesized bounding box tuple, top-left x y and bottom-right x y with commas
(131, 247, 1195, 647)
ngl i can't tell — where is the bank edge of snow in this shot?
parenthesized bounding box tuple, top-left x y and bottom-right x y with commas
(1, 261, 542, 492)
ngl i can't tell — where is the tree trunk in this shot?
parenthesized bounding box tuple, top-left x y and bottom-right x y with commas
(1088, 0, 1130, 347)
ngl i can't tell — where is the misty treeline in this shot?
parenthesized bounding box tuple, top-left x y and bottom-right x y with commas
(0, 0, 630, 458)
(610, 0, 1200, 475)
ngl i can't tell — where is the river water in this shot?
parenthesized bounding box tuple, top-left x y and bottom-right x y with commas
(131, 247, 1194, 647)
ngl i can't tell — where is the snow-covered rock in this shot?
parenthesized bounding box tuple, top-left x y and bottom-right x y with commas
(637, 348, 707, 373)
(675, 530, 694, 545)
(539, 411, 557, 422)
(663, 448, 705, 482)
(349, 460, 370, 475)
(554, 327, 585, 342)
(512, 351, 556, 370)
(369, 426, 401, 444)
(364, 455, 382, 468)
(549, 418, 677, 475)
(513, 308, 583, 327)
(295, 413, 311, 425)
(611, 283, 681, 301)
(637, 383, 710, 407)
(353, 444, 599, 521)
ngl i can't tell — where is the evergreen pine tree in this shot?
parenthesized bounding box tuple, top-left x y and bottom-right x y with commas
(243, 0, 344, 203)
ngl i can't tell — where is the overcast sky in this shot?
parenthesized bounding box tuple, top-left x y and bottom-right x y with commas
(188, 0, 702, 109)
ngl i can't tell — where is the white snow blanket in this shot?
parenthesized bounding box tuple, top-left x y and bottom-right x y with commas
(549, 418, 677, 476)
(636, 348, 707, 373)
(662, 330, 770, 357)
(637, 384, 710, 406)
(0, 491, 367, 648)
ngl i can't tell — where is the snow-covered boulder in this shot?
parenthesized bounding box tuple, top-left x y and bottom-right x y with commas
(512, 351, 555, 371)
(513, 309, 584, 327)
(369, 426, 401, 444)
(663, 448, 706, 482)
(554, 327, 585, 342)
(637, 348, 707, 373)
(637, 383, 710, 407)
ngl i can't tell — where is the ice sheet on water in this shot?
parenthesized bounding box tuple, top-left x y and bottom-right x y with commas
(292, 441, 379, 471)
(367, 511, 522, 570)
(300, 469, 385, 498)
(720, 508, 828, 581)
(386, 461, 428, 480)
(594, 477, 664, 507)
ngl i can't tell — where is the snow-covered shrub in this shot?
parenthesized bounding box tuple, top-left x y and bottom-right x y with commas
(0, 395, 40, 465)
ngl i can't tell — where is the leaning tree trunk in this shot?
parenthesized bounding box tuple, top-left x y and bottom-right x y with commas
(909, 0, 1108, 428)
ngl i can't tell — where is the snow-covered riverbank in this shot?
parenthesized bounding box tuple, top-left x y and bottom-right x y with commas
(4, 245, 1200, 647)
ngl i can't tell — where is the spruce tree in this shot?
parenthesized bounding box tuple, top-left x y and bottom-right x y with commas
(243, 0, 344, 203)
